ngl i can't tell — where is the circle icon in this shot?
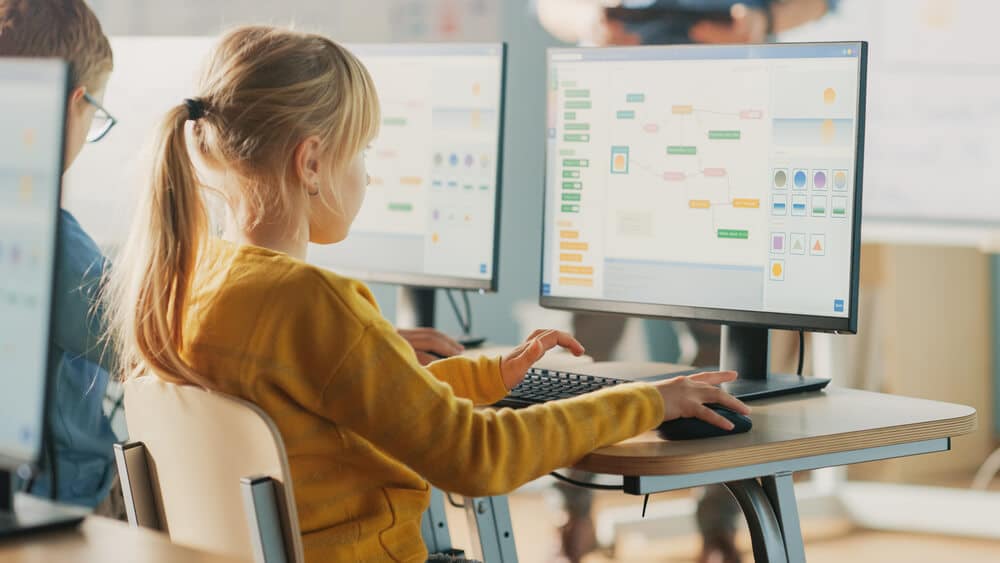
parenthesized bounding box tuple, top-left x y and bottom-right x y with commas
(813, 171, 827, 190)
(773, 170, 787, 188)
(433, 153, 443, 167)
(834, 170, 848, 190)
(794, 170, 807, 189)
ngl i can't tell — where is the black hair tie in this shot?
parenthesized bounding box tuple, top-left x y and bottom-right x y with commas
(184, 98, 206, 121)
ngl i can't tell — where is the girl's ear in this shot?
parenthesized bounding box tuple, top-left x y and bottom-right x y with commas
(293, 135, 323, 191)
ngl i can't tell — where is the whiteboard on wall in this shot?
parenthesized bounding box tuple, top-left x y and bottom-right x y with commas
(781, 0, 1000, 242)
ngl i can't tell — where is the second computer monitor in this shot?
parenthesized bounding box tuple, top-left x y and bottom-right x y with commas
(308, 44, 506, 291)
(541, 43, 866, 334)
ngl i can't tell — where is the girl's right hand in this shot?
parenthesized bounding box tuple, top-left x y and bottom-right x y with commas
(652, 371, 750, 430)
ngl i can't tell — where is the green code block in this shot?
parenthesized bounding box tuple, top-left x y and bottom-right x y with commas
(566, 100, 591, 109)
(616, 110, 636, 119)
(559, 148, 575, 156)
(563, 158, 589, 167)
(562, 170, 580, 179)
(562, 192, 582, 202)
(564, 111, 576, 120)
(564, 133, 590, 142)
(626, 93, 645, 103)
(667, 146, 697, 155)
(382, 117, 407, 126)
(565, 123, 590, 131)
(561, 204, 580, 213)
(388, 202, 413, 212)
(565, 89, 590, 98)
(718, 229, 749, 239)
(562, 181, 582, 190)
(709, 130, 741, 140)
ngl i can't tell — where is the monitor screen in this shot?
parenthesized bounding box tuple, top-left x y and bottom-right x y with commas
(308, 44, 506, 291)
(541, 43, 866, 332)
(0, 59, 67, 467)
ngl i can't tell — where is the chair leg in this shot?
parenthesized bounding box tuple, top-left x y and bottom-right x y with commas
(463, 495, 518, 562)
(422, 488, 455, 554)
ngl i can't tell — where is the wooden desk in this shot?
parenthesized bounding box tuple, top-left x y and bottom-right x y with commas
(0, 512, 246, 563)
(570, 386, 976, 563)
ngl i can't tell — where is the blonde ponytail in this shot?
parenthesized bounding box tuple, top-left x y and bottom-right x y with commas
(106, 104, 210, 386)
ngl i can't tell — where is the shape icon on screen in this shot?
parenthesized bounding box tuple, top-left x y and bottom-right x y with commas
(790, 233, 806, 255)
(793, 169, 808, 190)
(833, 169, 848, 191)
(770, 260, 785, 281)
(610, 146, 629, 174)
(813, 170, 828, 190)
(773, 169, 788, 190)
(810, 234, 826, 256)
(771, 195, 787, 216)
(771, 232, 785, 254)
(19, 176, 33, 202)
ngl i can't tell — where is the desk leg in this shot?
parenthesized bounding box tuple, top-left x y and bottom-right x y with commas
(761, 473, 806, 563)
(463, 495, 519, 562)
(724, 480, 788, 563)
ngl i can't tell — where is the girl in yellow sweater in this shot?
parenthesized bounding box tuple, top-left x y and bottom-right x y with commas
(106, 26, 749, 562)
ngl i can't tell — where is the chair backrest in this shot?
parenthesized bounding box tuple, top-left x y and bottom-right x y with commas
(122, 375, 305, 562)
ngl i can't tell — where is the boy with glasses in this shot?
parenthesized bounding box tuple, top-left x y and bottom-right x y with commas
(0, 0, 119, 511)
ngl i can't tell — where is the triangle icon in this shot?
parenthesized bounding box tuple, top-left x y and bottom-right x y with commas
(813, 240, 823, 252)
(793, 240, 804, 251)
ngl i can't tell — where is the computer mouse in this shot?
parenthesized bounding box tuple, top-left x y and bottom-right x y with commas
(656, 404, 752, 441)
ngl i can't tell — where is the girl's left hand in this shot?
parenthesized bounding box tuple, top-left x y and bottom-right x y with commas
(500, 329, 586, 390)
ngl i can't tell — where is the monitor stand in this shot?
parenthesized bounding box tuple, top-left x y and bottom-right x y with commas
(718, 325, 830, 401)
(396, 287, 485, 349)
(0, 469, 85, 539)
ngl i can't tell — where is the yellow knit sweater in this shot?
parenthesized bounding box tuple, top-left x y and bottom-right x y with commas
(180, 240, 665, 562)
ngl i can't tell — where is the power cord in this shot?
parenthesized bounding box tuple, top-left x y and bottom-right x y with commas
(446, 492, 466, 509)
(549, 471, 623, 491)
(445, 289, 472, 336)
(796, 329, 805, 376)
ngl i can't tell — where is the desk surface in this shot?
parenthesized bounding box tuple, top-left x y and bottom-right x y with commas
(0, 514, 245, 563)
(573, 386, 976, 476)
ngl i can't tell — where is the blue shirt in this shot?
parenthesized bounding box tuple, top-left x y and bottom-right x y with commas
(28, 211, 118, 508)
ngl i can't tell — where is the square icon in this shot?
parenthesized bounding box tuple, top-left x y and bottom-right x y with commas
(790, 233, 807, 255)
(771, 232, 786, 254)
(811, 196, 827, 217)
(791, 195, 808, 217)
(771, 195, 787, 216)
(834, 299, 845, 313)
(769, 259, 785, 281)
(810, 234, 826, 256)
(832, 196, 848, 219)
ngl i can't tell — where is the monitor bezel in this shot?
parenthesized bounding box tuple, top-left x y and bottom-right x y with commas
(538, 41, 868, 334)
(326, 42, 508, 293)
(0, 59, 70, 470)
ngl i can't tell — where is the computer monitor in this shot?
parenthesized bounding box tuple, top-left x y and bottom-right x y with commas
(0, 58, 84, 534)
(541, 42, 867, 398)
(307, 44, 507, 331)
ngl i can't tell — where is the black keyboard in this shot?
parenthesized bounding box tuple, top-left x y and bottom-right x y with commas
(493, 367, 630, 408)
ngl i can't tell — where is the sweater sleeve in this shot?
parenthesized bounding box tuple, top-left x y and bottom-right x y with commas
(425, 356, 508, 406)
(318, 315, 665, 497)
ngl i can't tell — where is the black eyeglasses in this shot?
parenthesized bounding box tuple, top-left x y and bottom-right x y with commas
(82, 92, 116, 143)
